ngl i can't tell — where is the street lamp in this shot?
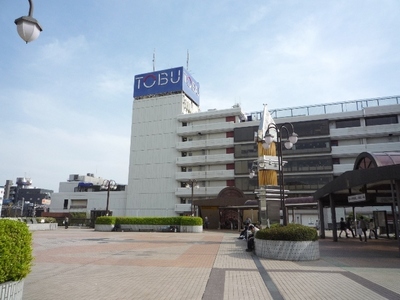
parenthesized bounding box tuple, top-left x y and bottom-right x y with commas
(14, 0, 43, 43)
(262, 122, 298, 225)
(186, 179, 199, 216)
(101, 179, 117, 216)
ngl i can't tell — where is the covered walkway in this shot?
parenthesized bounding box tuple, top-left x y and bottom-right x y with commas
(314, 152, 400, 252)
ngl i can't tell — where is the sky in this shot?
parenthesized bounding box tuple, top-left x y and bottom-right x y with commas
(1, 0, 399, 193)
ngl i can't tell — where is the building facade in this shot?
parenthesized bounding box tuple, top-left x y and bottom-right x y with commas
(49, 173, 127, 217)
(47, 66, 400, 225)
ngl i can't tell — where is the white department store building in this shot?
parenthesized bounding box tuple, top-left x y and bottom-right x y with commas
(49, 66, 400, 223)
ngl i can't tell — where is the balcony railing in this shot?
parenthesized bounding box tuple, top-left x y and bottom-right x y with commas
(247, 95, 400, 120)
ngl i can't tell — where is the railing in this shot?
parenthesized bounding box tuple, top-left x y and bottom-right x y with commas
(247, 95, 400, 120)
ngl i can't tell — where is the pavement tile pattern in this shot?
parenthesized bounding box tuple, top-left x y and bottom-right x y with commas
(23, 229, 400, 300)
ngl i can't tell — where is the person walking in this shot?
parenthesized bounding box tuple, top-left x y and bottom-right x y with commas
(64, 217, 69, 229)
(358, 216, 368, 242)
(339, 217, 348, 238)
(368, 218, 378, 239)
(204, 216, 209, 229)
(346, 217, 355, 238)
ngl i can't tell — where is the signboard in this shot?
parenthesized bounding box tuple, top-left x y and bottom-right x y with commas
(376, 197, 393, 204)
(133, 67, 200, 105)
(42, 199, 51, 205)
(348, 194, 366, 203)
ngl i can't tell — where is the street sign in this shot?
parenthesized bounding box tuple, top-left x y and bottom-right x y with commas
(348, 194, 366, 203)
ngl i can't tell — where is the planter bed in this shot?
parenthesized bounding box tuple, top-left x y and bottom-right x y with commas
(255, 238, 319, 261)
(0, 280, 24, 300)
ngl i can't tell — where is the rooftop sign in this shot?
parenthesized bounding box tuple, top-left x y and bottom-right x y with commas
(133, 67, 200, 105)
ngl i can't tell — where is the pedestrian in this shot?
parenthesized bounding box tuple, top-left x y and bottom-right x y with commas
(358, 216, 368, 242)
(368, 218, 378, 239)
(204, 216, 209, 229)
(64, 217, 69, 229)
(346, 217, 355, 237)
(339, 217, 348, 238)
(245, 224, 259, 252)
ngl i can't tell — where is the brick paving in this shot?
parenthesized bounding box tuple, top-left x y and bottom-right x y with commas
(23, 228, 400, 300)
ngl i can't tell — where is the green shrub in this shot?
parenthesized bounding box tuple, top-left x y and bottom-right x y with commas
(70, 212, 87, 219)
(95, 216, 203, 226)
(256, 224, 318, 242)
(180, 216, 202, 226)
(0, 219, 33, 283)
(95, 216, 116, 225)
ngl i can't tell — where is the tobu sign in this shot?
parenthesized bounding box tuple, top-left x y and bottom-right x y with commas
(133, 67, 200, 105)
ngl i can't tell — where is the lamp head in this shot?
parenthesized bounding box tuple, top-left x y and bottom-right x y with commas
(15, 16, 42, 43)
(289, 132, 298, 144)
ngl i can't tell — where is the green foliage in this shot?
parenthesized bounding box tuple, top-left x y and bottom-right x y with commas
(70, 212, 87, 219)
(269, 223, 281, 228)
(95, 216, 116, 225)
(95, 216, 202, 226)
(180, 216, 202, 226)
(256, 223, 318, 242)
(0, 219, 33, 283)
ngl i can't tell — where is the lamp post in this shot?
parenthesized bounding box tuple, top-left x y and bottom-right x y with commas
(101, 179, 117, 216)
(14, 0, 43, 43)
(263, 123, 298, 225)
(186, 179, 199, 216)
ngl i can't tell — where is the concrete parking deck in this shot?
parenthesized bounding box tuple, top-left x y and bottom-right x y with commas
(24, 229, 400, 300)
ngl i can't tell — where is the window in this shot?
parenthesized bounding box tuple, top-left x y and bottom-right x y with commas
(284, 157, 333, 172)
(234, 126, 259, 142)
(181, 167, 187, 172)
(331, 140, 338, 146)
(182, 137, 187, 142)
(226, 131, 234, 138)
(182, 122, 187, 127)
(336, 118, 360, 128)
(290, 138, 331, 154)
(226, 147, 234, 154)
(70, 199, 88, 209)
(226, 180, 235, 186)
(365, 115, 398, 126)
(182, 152, 187, 157)
(63, 199, 68, 209)
(235, 160, 254, 175)
(285, 174, 333, 190)
(235, 177, 258, 192)
(234, 144, 258, 158)
(289, 120, 330, 137)
(226, 163, 234, 170)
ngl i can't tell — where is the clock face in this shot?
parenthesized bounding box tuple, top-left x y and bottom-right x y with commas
(259, 162, 265, 168)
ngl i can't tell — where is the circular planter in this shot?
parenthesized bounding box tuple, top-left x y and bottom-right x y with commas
(255, 238, 319, 261)
(0, 280, 24, 300)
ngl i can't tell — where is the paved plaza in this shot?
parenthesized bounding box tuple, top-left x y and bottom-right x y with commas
(23, 228, 400, 300)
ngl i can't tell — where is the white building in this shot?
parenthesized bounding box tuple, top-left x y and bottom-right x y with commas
(50, 173, 127, 217)
(49, 66, 400, 227)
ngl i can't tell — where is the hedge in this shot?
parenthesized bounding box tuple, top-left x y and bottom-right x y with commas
(95, 216, 202, 226)
(0, 219, 33, 283)
(256, 223, 318, 242)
